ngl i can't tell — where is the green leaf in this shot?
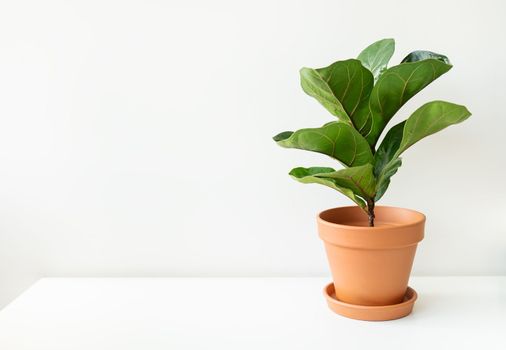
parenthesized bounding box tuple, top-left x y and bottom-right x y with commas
(289, 167, 366, 209)
(289, 165, 376, 210)
(357, 38, 395, 82)
(402, 50, 450, 64)
(300, 59, 374, 128)
(375, 158, 402, 201)
(315, 164, 376, 199)
(273, 121, 374, 167)
(359, 59, 453, 146)
(394, 100, 472, 157)
(373, 100, 472, 200)
(373, 121, 405, 177)
(272, 131, 293, 142)
(300, 68, 351, 124)
(373, 121, 405, 201)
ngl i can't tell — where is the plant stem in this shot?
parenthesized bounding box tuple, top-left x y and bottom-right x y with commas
(366, 199, 375, 227)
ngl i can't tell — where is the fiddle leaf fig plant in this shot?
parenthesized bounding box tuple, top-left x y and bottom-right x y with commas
(274, 39, 471, 226)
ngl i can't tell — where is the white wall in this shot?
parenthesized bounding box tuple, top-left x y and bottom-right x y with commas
(1, 0, 505, 307)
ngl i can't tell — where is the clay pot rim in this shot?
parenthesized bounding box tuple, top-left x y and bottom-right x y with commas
(317, 205, 426, 231)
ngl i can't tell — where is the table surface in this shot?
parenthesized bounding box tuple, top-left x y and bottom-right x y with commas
(0, 277, 504, 349)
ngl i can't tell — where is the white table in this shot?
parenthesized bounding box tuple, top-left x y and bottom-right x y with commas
(0, 277, 504, 349)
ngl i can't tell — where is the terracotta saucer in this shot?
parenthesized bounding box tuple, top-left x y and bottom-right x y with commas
(323, 282, 417, 321)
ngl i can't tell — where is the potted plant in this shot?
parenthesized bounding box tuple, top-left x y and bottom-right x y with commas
(273, 39, 471, 321)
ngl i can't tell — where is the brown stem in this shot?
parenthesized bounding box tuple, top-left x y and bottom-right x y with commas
(366, 199, 375, 227)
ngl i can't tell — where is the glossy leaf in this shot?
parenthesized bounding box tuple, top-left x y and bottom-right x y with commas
(289, 167, 364, 208)
(273, 121, 374, 167)
(300, 68, 351, 124)
(300, 59, 374, 128)
(394, 101, 472, 157)
(402, 50, 450, 64)
(315, 164, 376, 199)
(375, 158, 402, 201)
(359, 59, 453, 146)
(373, 121, 405, 177)
(373, 121, 405, 200)
(289, 165, 376, 210)
(357, 38, 395, 82)
(374, 101, 472, 200)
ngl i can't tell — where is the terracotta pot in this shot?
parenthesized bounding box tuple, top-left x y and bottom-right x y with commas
(317, 206, 425, 306)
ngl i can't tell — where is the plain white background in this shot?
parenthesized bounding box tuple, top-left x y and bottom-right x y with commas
(0, 0, 505, 308)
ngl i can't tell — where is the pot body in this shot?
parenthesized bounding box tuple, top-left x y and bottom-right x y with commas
(318, 206, 425, 306)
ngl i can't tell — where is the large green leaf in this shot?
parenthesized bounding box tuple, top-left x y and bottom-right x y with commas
(373, 121, 405, 201)
(357, 38, 395, 82)
(358, 59, 453, 146)
(373, 100, 472, 200)
(273, 121, 374, 167)
(289, 165, 376, 210)
(300, 68, 351, 124)
(300, 59, 374, 128)
(374, 158, 402, 201)
(315, 164, 376, 199)
(373, 121, 405, 177)
(374, 121, 406, 201)
(402, 50, 450, 64)
(394, 100, 472, 157)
